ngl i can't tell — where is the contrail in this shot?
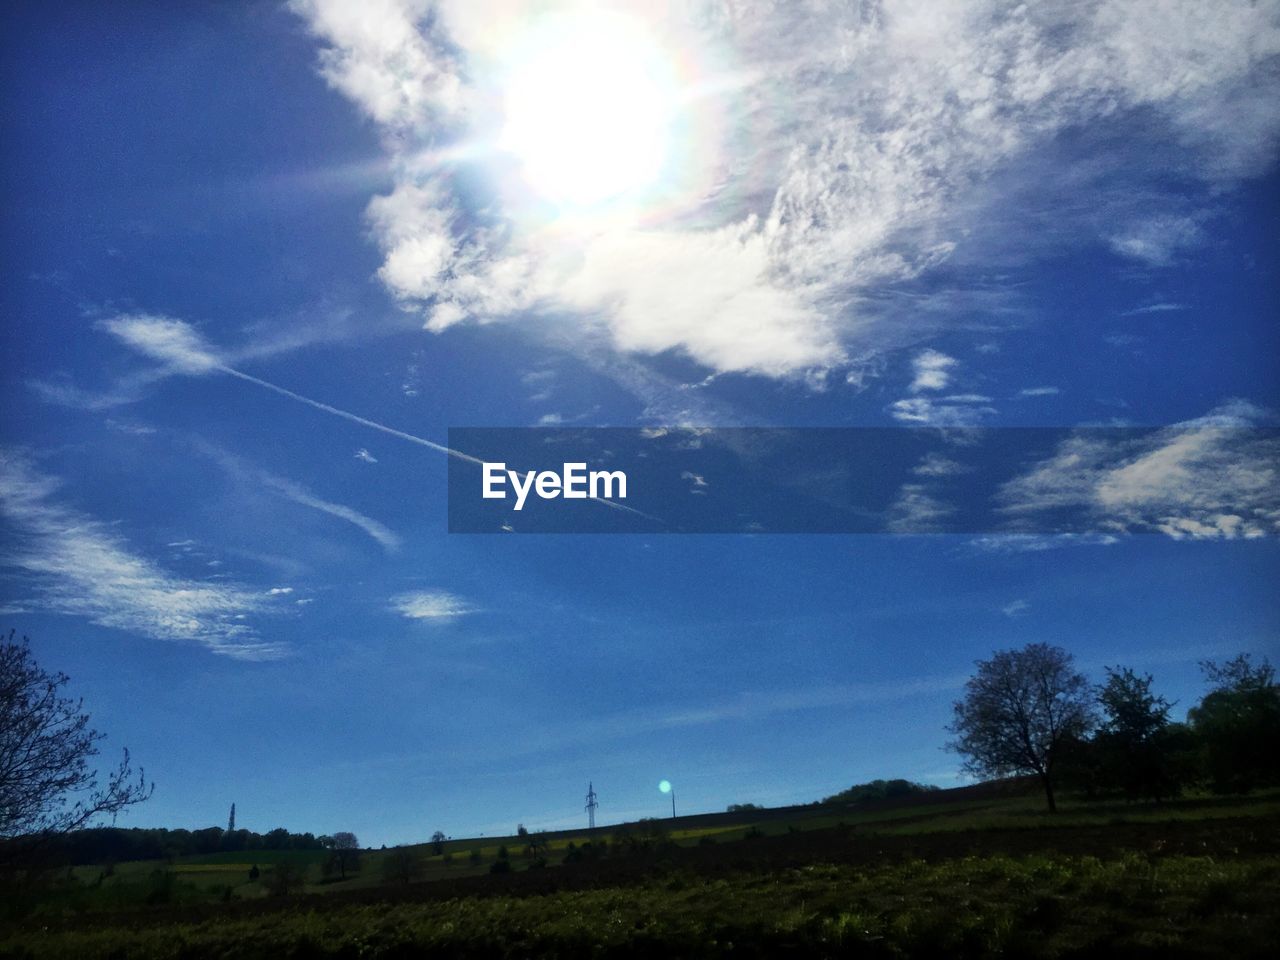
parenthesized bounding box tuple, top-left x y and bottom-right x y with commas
(219, 366, 484, 465)
(217, 365, 660, 524)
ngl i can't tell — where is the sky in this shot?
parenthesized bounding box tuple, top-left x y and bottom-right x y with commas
(1, 0, 1278, 846)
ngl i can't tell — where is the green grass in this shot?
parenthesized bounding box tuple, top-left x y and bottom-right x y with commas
(5, 852, 1277, 959)
(874, 790, 1280, 835)
(6, 787, 1278, 957)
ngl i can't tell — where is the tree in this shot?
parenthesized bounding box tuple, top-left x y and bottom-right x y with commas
(0, 632, 152, 858)
(327, 831, 361, 880)
(381, 845, 424, 885)
(523, 830, 548, 864)
(1189, 654, 1280, 793)
(265, 861, 306, 897)
(948, 643, 1096, 812)
(1093, 667, 1192, 801)
(430, 830, 446, 855)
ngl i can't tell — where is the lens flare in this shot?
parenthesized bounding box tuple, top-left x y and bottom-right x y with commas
(658, 779, 672, 793)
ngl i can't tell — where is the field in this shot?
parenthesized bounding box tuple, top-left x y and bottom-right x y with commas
(3, 784, 1278, 958)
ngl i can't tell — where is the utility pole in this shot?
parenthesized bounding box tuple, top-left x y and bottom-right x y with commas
(585, 782, 598, 831)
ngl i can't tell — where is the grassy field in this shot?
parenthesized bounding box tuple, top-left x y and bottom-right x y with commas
(3, 785, 1278, 958)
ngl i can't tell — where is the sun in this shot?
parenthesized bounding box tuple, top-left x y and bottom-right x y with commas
(499, 11, 677, 209)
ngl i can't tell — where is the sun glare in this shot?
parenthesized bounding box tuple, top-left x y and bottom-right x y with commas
(500, 12, 676, 209)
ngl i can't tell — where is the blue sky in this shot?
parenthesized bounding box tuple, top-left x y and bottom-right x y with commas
(2, 0, 1278, 845)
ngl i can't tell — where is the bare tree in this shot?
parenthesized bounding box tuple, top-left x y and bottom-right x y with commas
(948, 642, 1095, 812)
(1, 632, 152, 859)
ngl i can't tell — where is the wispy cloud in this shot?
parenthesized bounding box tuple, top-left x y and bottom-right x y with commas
(1018, 386, 1059, 398)
(887, 483, 954, 533)
(889, 395, 996, 427)
(288, 0, 1280, 379)
(911, 349, 958, 392)
(393, 590, 475, 622)
(999, 401, 1280, 539)
(967, 533, 1121, 553)
(1108, 215, 1202, 267)
(913, 453, 971, 478)
(192, 440, 402, 553)
(1121, 302, 1189, 316)
(0, 450, 284, 660)
(98, 314, 222, 373)
(1001, 599, 1030, 618)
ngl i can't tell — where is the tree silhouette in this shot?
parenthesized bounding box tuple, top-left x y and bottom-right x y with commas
(1093, 666, 1191, 801)
(326, 831, 361, 879)
(949, 642, 1095, 811)
(0, 631, 152, 860)
(1190, 654, 1280, 793)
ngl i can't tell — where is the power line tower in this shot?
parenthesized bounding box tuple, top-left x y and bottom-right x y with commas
(585, 782, 598, 831)
(227, 802, 236, 834)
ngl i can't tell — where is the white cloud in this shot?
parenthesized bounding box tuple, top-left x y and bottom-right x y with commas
(98, 314, 223, 374)
(0, 451, 284, 660)
(1001, 599, 1030, 618)
(1018, 386, 1059, 397)
(911, 349, 958, 392)
(1104, 333, 1142, 348)
(967, 533, 1121, 553)
(393, 589, 474, 621)
(1108, 214, 1202, 266)
(1122, 302, 1189, 316)
(267, 586, 294, 595)
(889, 394, 996, 427)
(913, 453, 970, 477)
(288, 0, 1280, 379)
(887, 483, 954, 533)
(999, 401, 1280, 539)
(288, 0, 464, 135)
(355, 448, 379, 463)
(105, 419, 158, 435)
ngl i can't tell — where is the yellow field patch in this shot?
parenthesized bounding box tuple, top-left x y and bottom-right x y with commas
(170, 863, 254, 874)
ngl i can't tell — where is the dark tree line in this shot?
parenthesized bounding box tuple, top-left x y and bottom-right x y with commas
(36, 824, 328, 866)
(950, 643, 1280, 810)
(820, 779, 940, 806)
